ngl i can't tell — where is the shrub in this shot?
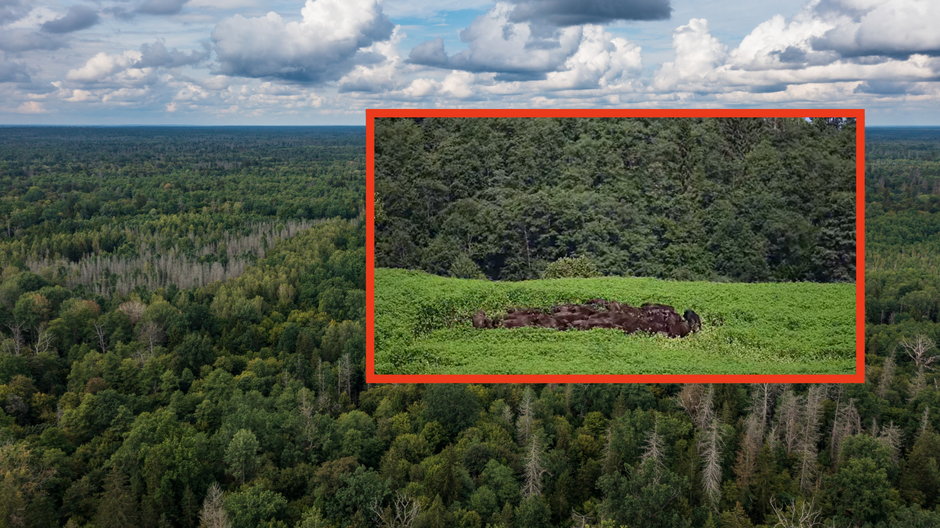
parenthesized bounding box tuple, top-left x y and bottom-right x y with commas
(542, 256, 601, 279)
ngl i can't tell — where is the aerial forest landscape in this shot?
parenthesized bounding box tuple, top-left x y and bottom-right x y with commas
(373, 117, 857, 376)
(0, 123, 939, 528)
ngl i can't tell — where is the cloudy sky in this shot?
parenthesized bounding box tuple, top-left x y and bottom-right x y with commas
(1, 0, 938, 125)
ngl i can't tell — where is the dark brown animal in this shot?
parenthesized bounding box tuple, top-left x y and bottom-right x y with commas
(472, 311, 490, 328)
(473, 301, 701, 338)
(684, 309, 702, 332)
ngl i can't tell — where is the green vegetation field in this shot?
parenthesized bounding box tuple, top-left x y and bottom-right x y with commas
(375, 268, 856, 375)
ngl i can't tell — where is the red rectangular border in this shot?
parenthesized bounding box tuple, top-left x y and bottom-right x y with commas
(365, 108, 865, 384)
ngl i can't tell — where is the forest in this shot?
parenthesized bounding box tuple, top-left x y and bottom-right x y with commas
(0, 125, 938, 528)
(374, 117, 857, 284)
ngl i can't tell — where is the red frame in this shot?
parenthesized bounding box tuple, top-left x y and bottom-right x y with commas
(365, 108, 865, 384)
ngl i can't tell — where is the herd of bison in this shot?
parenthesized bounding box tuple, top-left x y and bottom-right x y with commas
(472, 299, 702, 338)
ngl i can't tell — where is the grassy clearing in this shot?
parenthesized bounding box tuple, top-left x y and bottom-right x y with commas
(374, 268, 857, 375)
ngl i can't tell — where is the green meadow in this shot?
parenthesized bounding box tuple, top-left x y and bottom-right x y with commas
(374, 268, 857, 375)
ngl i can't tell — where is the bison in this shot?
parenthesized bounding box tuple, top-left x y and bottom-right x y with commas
(474, 300, 702, 338)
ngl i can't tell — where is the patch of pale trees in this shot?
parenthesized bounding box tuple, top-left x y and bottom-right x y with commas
(25, 220, 317, 296)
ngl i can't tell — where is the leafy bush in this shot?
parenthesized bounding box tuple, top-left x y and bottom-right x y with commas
(542, 256, 601, 279)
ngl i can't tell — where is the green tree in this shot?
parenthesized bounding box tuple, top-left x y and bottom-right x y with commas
(225, 429, 260, 485)
(225, 484, 287, 528)
(598, 458, 689, 528)
(899, 430, 940, 508)
(541, 256, 601, 279)
(822, 457, 899, 526)
(94, 467, 140, 528)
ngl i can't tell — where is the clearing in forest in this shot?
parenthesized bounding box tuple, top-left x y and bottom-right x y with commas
(374, 268, 856, 375)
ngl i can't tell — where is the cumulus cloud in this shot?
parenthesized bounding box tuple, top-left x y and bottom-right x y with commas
(508, 0, 671, 27)
(729, 0, 940, 71)
(66, 50, 143, 83)
(405, 2, 644, 94)
(14, 100, 45, 113)
(393, 70, 480, 100)
(65, 41, 207, 83)
(540, 25, 641, 89)
(408, 38, 449, 69)
(41, 5, 99, 33)
(338, 29, 407, 93)
(728, 12, 837, 70)
(211, 0, 393, 83)
(814, 0, 940, 57)
(654, 18, 726, 90)
(648, 2, 940, 102)
(409, 3, 583, 80)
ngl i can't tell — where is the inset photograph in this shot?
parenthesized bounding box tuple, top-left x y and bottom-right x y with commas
(368, 110, 862, 380)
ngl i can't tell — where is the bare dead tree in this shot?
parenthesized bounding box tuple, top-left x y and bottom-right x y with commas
(776, 388, 801, 456)
(516, 386, 535, 444)
(500, 402, 514, 428)
(677, 384, 708, 429)
(900, 335, 938, 399)
(137, 320, 164, 356)
(118, 300, 146, 324)
(901, 335, 938, 369)
(770, 498, 826, 528)
(30, 325, 54, 356)
(5, 323, 25, 356)
(798, 385, 827, 492)
(522, 433, 547, 498)
(93, 322, 108, 353)
(701, 417, 723, 510)
(570, 511, 592, 528)
(198, 483, 231, 528)
(371, 492, 421, 528)
(735, 385, 778, 486)
(298, 388, 317, 452)
(766, 425, 779, 452)
(829, 399, 861, 463)
(876, 351, 896, 399)
(921, 406, 931, 435)
(641, 419, 666, 483)
(337, 353, 352, 400)
(876, 422, 902, 462)
(735, 411, 762, 487)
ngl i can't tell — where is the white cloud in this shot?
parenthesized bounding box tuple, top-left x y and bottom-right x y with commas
(816, 0, 940, 57)
(211, 0, 393, 82)
(728, 12, 837, 70)
(337, 28, 407, 93)
(440, 71, 476, 98)
(66, 50, 143, 83)
(541, 25, 641, 89)
(409, 3, 583, 79)
(654, 18, 726, 90)
(647, 2, 940, 103)
(407, 3, 642, 93)
(401, 77, 439, 98)
(14, 100, 44, 113)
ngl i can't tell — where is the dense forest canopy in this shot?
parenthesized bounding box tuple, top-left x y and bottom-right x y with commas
(0, 127, 938, 528)
(0, 126, 363, 296)
(375, 117, 856, 283)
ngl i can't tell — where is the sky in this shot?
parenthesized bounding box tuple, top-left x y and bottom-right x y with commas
(1, 0, 939, 125)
